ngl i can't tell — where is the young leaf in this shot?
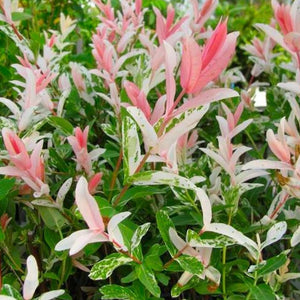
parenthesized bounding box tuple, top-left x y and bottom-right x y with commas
(89, 253, 133, 280)
(136, 264, 161, 298)
(122, 115, 142, 177)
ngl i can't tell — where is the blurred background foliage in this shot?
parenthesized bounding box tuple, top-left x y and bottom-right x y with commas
(0, 0, 273, 98)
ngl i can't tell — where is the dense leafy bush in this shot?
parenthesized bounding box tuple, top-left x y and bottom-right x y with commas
(0, 0, 299, 299)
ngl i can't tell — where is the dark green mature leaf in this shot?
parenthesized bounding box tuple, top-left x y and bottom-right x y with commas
(0, 178, 15, 215)
(136, 264, 161, 298)
(175, 255, 204, 276)
(250, 284, 275, 300)
(116, 186, 165, 207)
(156, 210, 177, 256)
(89, 253, 132, 280)
(255, 253, 287, 277)
(12, 12, 32, 21)
(48, 116, 74, 136)
(39, 207, 67, 230)
(100, 284, 137, 300)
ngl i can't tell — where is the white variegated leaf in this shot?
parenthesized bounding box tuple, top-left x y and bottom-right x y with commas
(261, 221, 287, 250)
(56, 178, 73, 209)
(291, 225, 300, 247)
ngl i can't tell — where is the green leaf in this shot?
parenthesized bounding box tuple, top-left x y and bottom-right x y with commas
(0, 178, 15, 215)
(89, 253, 132, 280)
(48, 116, 74, 136)
(100, 284, 137, 300)
(131, 223, 151, 258)
(12, 12, 32, 21)
(38, 207, 67, 230)
(144, 244, 165, 271)
(175, 255, 204, 276)
(44, 228, 60, 249)
(1, 284, 22, 300)
(250, 284, 275, 300)
(122, 115, 141, 178)
(250, 253, 287, 277)
(49, 148, 70, 171)
(116, 186, 165, 207)
(136, 264, 161, 298)
(156, 210, 177, 256)
(187, 229, 236, 248)
(171, 277, 200, 298)
(228, 296, 245, 300)
(94, 196, 116, 217)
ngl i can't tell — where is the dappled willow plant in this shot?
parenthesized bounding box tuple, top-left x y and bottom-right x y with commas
(0, 0, 299, 299)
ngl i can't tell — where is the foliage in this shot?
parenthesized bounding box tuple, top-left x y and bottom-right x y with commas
(0, 0, 299, 299)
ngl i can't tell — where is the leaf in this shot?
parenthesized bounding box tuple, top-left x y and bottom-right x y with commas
(130, 223, 151, 256)
(126, 107, 158, 149)
(38, 290, 65, 300)
(0, 284, 22, 300)
(44, 228, 60, 249)
(261, 221, 287, 250)
(122, 115, 142, 178)
(116, 186, 165, 206)
(156, 210, 177, 256)
(48, 116, 74, 136)
(0, 178, 15, 215)
(291, 225, 300, 247)
(31, 199, 58, 208)
(100, 285, 137, 300)
(136, 264, 161, 298)
(56, 178, 73, 209)
(248, 253, 287, 277)
(187, 229, 236, 248)
(205, 223, 259, 259)
(131, 171, 212, 226)
(38, 207, 67, 230)
(12, 12, 32, 21)
(89, 253, 133, 280)
(175, 255, 204, 276)
(250, 284, 275, 300)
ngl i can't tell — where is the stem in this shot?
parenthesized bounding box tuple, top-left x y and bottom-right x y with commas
(170, 89, 186, 113)
(108, 148, 123, 202)
(157, 89, 186, 137)
(163, 228, 205, 269)
(222, 212, 232, 299)
(113, 150, 151, 207)
(163, 244, 189, 269)
(222, 246, 227, 300)
(269, 193, 289, 220)
(245, 130, 263, 159)
(0, 251, 2, 290)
